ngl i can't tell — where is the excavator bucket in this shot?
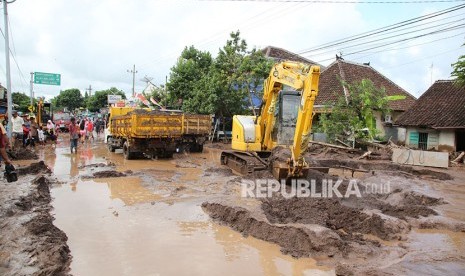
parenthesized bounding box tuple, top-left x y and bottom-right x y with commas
(272, 160, 329, 180)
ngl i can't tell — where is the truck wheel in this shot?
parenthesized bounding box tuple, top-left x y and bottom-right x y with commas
(190, 143, 203, 152)
(123, 142, 134, 160)
(108, 144, 116, 152)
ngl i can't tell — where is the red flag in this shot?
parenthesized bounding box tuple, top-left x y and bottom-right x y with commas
(136, 93, 151, 107)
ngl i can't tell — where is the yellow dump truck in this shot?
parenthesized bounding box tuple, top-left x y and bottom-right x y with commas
(106, 108, 211, 159)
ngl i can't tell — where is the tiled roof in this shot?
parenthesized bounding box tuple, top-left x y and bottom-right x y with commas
(316, 59, 416, 111)
(395, 80, 465, 128)
(262, 46, 323, 68)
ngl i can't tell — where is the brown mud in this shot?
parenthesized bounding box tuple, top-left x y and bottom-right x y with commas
(202, 147, 464, 275)
(82, 169, 131, 179)
(271, 145, 452, 180)
(0, 163, 71, 276)
(7, 147, 39, 160)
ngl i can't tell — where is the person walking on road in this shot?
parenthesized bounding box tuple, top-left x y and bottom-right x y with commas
(86, 119, 94, 141)
(69, 117, 79, 154)
(79, 119, 86, 144)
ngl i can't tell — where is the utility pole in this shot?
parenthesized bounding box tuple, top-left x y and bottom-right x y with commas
(127, 64, 137, 97)
(87, 85, 92, 97)
(3, 0, 15, 138)
(30, 72, 34, 106)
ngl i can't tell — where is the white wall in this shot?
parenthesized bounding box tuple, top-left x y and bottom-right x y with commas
(438, 130, 456, 152)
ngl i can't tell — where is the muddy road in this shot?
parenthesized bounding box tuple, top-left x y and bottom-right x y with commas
(1, 136, 465, 275)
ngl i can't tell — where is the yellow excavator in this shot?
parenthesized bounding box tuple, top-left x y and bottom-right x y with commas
(36, 99, 53, 127)
(220, 61, 327, 179)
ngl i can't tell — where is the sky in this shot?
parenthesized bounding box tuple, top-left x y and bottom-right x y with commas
(0, 0, 463, 101)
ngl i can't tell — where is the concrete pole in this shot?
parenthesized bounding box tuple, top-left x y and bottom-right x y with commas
(127, 64, 137, 98)
(30, 72, 34, 106)
(3, 0, 13, 138)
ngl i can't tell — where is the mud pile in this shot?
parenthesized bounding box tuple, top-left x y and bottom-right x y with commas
(7, 147, 39, 160)
(202, 147, 450, 274)
(0, 169, 71, 276)
(16, 161, 51, 175)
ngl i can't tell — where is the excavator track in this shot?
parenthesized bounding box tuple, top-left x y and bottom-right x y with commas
(220, 150, 272, 175)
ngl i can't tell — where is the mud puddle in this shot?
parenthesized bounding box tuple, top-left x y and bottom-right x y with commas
(49, 140, 334, 275)
(390, 229, 465, 275)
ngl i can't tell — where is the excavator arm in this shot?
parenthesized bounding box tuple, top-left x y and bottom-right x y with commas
(289, 66, 320, 176)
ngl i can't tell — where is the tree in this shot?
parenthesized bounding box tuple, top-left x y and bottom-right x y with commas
(237, 48, 274, 115)
(86, 87, 126, 112)
(142, 84, 169, 108)
(451, 50, 465, 87)
(166, 46, 213, 109)
(180, 31, 272, 117)
(54, 89, 84, 112)
(12, 92, 34, 113)
(318, 79, 390, 142)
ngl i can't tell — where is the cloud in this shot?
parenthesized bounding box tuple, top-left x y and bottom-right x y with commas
(0, 0, 462, 101)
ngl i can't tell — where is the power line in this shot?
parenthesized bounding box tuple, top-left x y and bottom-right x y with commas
(199, 0, 465, 3)
(386, 47, 462, 68)
(6, 16, 29, 92)
(298, 3, 465, 55)
(304, 16, 465, 58)
(351, 31, 465, 60)
(314, 23, 465, 63)
(0, 25, 29, 92)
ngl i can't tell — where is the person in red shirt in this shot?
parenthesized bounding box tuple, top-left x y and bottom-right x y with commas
(86, 120, 94, 141)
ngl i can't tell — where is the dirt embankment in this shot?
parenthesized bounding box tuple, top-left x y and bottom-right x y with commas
(7, 147, 39, 160)
(202, 147, 457, 274)
(0, 162, 71, 276)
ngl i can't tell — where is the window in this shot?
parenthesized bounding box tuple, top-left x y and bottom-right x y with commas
(418, 132, 428, 150)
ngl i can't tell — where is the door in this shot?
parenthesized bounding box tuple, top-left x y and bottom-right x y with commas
(456, 130, 465, 151)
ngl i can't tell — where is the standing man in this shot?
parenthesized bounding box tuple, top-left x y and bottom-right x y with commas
(11, 111, 24, 149)
(69, 117, 79, 153)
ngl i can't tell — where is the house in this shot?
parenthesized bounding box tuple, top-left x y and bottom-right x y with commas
(262, 46, 323, 68)
(395, 80, 465, 152)
(315, 57, 416, 141)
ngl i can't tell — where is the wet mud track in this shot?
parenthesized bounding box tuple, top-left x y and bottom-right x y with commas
(2, 139, 465, 275)
(202, 149, 465, 275)
(0, 162, 71, 276)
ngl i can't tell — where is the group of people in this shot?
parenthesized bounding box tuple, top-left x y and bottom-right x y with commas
(6, 111, 57, 149)
(68, 117, 104, 153)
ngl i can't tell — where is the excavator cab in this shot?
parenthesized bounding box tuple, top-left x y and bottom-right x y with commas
(271, 90, 301, 146)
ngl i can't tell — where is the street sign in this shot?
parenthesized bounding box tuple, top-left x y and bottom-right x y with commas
(28, 105, 35, 112)
(34, 72, 61, 86)
(115, 101, 125, 107)
(108, 95, 122, 104)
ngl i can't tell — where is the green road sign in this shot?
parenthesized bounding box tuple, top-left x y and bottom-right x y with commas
(34, 72, 61, 86)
